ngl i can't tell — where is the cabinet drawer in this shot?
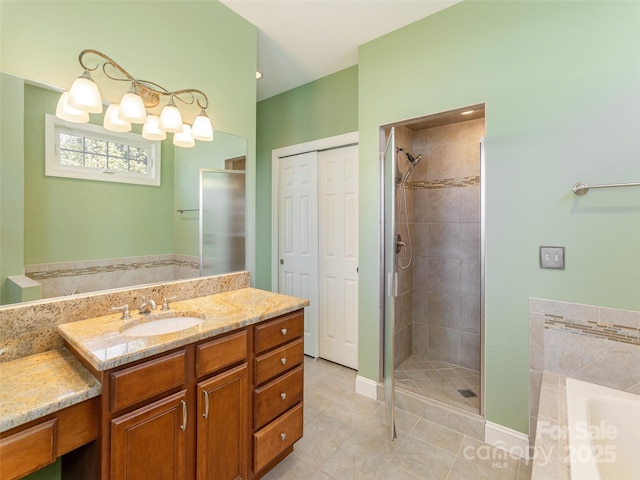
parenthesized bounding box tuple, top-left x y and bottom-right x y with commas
(254, 338, 304, 386)
(253, 403, 303, 474)
(254, 366, 303, 429)
(0, 419, 56, 480)
(111, 350, 186, 412)
(196, 329, 247, 378)
(254, 311, 304, 354)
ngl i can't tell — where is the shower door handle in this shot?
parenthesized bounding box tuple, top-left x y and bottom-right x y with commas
(387, 272, 398, 297)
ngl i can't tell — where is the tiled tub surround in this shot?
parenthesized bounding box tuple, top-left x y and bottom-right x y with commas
(24, 253, 199, 299)
(528, 298, 640, 446)
(0, 270, 249, 362)
(531, 372, 570, 480)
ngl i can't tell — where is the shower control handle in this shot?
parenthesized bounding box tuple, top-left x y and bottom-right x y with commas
(395, 234, 407, 254)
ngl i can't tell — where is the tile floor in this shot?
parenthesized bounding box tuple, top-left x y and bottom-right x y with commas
(395, 355, 480, 414)
(263, 357, 532, 480)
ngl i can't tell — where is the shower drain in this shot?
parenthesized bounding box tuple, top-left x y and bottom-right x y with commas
(457, 388, 477, 398)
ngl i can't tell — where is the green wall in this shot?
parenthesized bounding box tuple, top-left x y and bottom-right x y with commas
(1, 1, 256, 475)
(23, 84, 175, 264)
(173, 132, 247, 257)
(1, 0, 258, 285)
(0, 73, 25, 304)
(255, 1, 640, 437)
(357, 0, 640, 434)
(255, 66, 358, 288)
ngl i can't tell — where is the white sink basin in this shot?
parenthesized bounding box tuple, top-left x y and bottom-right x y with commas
(121, 317, 203, 337)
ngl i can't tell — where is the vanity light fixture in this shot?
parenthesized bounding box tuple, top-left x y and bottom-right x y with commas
(56, 49, 214, 147)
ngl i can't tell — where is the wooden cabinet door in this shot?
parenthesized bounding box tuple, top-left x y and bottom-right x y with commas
(111, 390, 187, 480)
(197, 363, 248, 480)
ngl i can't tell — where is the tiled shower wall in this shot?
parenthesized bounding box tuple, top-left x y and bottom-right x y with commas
(528, 298, 640, 445)
(410, 118, 484, 370)
(394, 126, 415, 367)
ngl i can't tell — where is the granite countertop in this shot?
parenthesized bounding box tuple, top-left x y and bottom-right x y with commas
(58, 287, 309, 372)
(0, 349, 101, 432)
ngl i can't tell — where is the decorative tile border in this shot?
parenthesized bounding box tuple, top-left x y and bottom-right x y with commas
(27, 258, 199, 280)
(544, 314, 640, 346)
(409, 176, 480, 190)
(395, 175, 480, 190)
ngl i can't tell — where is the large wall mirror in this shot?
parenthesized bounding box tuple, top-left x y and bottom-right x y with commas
(0, 76, 247, 306)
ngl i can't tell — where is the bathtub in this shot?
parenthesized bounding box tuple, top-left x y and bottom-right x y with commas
(566, 378, 640, 480)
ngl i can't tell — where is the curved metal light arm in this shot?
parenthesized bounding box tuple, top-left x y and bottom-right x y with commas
(78, 49, 209, 110)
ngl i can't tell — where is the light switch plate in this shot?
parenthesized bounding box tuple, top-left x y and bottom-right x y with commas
(540, 246, 565, 269)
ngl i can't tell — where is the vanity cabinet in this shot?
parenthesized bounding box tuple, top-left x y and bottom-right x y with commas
(0, 398, 98, 480)
(64, 309, 304, 480)
(110, 391, 188, 480)
(251, 311, 304, 478)
(197, 364, 248, 480)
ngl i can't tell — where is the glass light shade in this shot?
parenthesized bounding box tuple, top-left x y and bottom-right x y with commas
(118, 90, 147, 124)
(103, 104, 131, 132)
(173, 124, 195, 148)
(142, 115, 167, 141)
(56, 91, 90, 123)
(68, 71, 102, 114)
(191, 111, 214, 141)
(159, 100, 183, 133)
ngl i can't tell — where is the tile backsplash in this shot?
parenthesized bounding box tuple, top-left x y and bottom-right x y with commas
(528, 298, 640, 444)
(0, 271, 250, 362)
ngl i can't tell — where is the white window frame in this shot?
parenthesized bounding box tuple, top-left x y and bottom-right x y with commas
(45, 114, 161, 186)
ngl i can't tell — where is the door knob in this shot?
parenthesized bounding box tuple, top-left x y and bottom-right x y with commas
(280, 259, 284, 265)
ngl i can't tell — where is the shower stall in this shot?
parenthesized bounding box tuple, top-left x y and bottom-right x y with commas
(383, 105, 486, 429)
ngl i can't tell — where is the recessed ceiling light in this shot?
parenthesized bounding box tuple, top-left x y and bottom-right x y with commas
(256, 71, 263, 80)
(461, 110, 474, 115)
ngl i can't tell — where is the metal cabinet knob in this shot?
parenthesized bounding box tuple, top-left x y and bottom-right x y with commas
(281, 328, 288, 336)
(281, 357, 287, 365)
(280, 433, 287, 441)
(280, 392, 287, 400)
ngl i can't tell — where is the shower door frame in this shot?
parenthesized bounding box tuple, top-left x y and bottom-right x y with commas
(380, 112, 487, 421)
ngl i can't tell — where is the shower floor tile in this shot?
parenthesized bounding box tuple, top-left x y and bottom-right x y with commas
(395, 355, 480, 414)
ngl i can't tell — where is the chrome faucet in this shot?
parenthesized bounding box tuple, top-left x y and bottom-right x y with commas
(138, 297, 157, 315)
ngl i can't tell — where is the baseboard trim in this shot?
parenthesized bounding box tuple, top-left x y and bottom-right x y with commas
(355, 375, 377, 400)
(485, 421, 531, 460)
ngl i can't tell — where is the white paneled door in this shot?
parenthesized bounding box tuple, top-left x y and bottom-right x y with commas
(278, 152, 319, 357)
(318, 146, 359, 369)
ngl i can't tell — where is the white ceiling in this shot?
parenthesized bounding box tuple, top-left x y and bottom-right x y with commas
(220, 0, 462, 101)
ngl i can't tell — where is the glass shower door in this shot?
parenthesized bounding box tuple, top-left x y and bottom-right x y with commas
(199, 169, 246, 276)
(383, 128, 397, 440)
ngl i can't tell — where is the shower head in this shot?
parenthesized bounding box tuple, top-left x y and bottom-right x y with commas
(406, 152, 422, 165)
(397, 147, 422, 165)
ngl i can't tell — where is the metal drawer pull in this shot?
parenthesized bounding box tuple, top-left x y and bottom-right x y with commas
(280, 433, 287, 441)
(181, 400, 187, 431)
(281, 357, 287, 365)
(280, 392, 287, 400)
(281, 328, 288, 335)
(203, 391, 209, 419)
